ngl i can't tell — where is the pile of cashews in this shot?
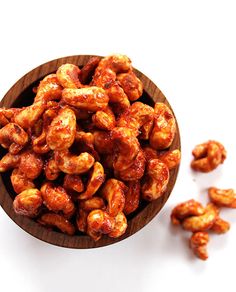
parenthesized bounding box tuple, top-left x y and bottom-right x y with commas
(0, 54, 181, 241)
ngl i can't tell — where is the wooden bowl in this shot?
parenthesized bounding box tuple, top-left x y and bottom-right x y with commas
(0, 55, 180, 248)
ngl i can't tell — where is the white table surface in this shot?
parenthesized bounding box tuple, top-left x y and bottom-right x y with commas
(1, 1, 236, 291)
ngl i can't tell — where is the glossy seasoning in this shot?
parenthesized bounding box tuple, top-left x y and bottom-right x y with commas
(46, 108, 76, 151)
(13, 188, 42, 217)
(191, 140, 226, 172)
(208, 187, 236, 208)
(142, 159, 169, 201)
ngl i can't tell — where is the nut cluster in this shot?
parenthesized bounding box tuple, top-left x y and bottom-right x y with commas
(0, 54, 180, 241)
(171, 140, 234, 260)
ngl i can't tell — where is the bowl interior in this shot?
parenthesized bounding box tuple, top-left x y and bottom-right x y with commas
(0, 55, 180, 248)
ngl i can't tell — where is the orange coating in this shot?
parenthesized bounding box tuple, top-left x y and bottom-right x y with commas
(79, 56, 101, 84)
(124, 180, 140, 215)
(87, 209, 115, 235)
(79, 197, 106, 212)
(41, 182, 75, 218)
(32, 107, 58, 154)
(101, 178, 126, 217)
(11, 168, 35, 194)
(19, 149, 43, 179)
(117, 70, 143, 101)
(117, 102, 154, 134)
(211, 217, 230, 234)
(56, 64, 82, 89)
(76, 209, 89, 233)
(78, 162, 105, 200)
(92, 106, 116, 130)
(93, 130, 114, 154)
(44, 155, 60, 180)
(55, 150, 95, 175)
(112, 127, 140, 172)
(171, 199, 205, 225)
(189, 232, 209, 260)
(62, 87, 109, 112)
(74, 131, 99, 160)
(191, 141, 226, 172)
(0, 152, 20, 172)
(116, 150, 146, 181)
(142, 146, 159, 162)
(108, 212, 128, 238)
(14, 100, 46, 129)
(13, 188, 42, 217)
(158, 149, 181, 170)
(182, 203, 219, 232)
(142, 159, 169, 201)
(46, 108, 76, 151)
(34, 74, 62, 102)
(208, 187, 236, 208)
(39, 213, 75, 235)
(63, 174, 84, 193)
(150, 103, 176, 150)
(0, 123, 28, 153)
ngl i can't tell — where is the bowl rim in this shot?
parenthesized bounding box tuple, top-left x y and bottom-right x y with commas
(0, 55, 181, 249)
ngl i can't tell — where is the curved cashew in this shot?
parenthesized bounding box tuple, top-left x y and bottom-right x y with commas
(11, 168, 35, 194)
(142, 146, 159, 162)
(171, 199, 205, 225)
(62, 87, 109, 112)
(14, 100, 46, 130)
(0, 123, 28, 153)
(123, 181, 140, 215)
(38, 213, 75, 235)
(0, 152, 20, 172)
(101, 178, 126, 217)
(87, 209, 115, 235)
(93, 67, 130, 113)
(211, 217, 230, 234)
(117, 102, 154, 136)
(41, 182, 75, 218)
(158, 149, 181, 170)
(115, 150, 146, 181)
(76, 197, 106, 233)
(79, 197, 106, 212)
(55, 150, 95, 175)
(189, 232, 209, 260)
(46, 107, 76, 151)
(79, 56, 101, 84)
(108, 212, 128, 238)
(112, 127, 140, 172)
(191, 141, 226, 172)
(92, 106, 116, 130)
(182, 203, 219, 232)
(208, 187, 236, 208)
(74, 131, 99, 160)
(34, 74, 62, 102)
(117, 70, 143, 101)
(77, 162, 105, 200)
(149, 102, 176, 150)
(56, 64, 82, 89)
(93, 130, 114, 154)
(13, 188, 42, 217)
(63, 174, 84, 193)
(19, 149, 43, 179)
(142, 159, 169, 201)
(32, 107, 58, 154)
(44, 154, 61, 180)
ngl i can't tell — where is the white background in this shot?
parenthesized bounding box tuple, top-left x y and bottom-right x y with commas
(0, 1, 236, 291)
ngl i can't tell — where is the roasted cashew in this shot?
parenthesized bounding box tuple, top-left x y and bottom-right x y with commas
(13, 188, 42, 217)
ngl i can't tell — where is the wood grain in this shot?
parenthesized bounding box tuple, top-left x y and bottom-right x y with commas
(0, 55, 181, 248)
